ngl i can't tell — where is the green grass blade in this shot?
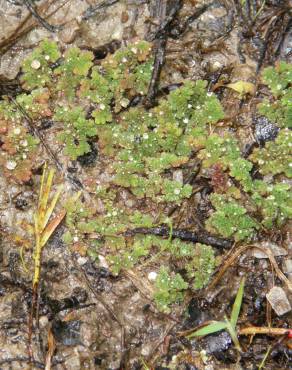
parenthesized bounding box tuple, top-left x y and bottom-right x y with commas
(225, 318, 241, 351)
(230, 277, 245, 328)
(187, 321, 227, 338)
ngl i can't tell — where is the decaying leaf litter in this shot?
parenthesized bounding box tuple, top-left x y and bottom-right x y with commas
(0, 0, 291, 369)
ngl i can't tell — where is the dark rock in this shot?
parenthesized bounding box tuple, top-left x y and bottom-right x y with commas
(182, 298, 207, 329)
(77, 142, 98, 167)
(52, 319, 81, 346)
(203, 331, 232, 355)
(14, 197, 29, 210)
(94, 357, 103, 365)
(39, 118, 54, 130)
(254, 116, 279, 144)
(188, 298, 202, 323)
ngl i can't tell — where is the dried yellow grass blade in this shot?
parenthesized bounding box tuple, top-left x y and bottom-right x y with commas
(43, 184, 64, 231)
(40, 209, 66, 248)
(38, 168, 55, 229)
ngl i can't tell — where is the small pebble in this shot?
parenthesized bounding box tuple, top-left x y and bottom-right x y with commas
(210, 60, 222, 72)
(148, 271, 157, 281)
(31, 60, 41, 69)
(20, 140, 28, 147)
(6, 160, 17, 170)
(266, 286, 291, 316)
(39, 315, 49, 329)
(173, 169, 183, 184)
(77, 256, 87, 265)
(98, 255, 109, 269)
(283, 259, 292, 274)
(120, 98, 129, 108)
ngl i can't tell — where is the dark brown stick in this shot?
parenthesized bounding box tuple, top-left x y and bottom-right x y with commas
(126, 225, 233, 249)
(23, 0, 60, 32)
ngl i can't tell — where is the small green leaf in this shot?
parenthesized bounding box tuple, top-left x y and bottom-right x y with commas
(188, 321, 227, 338)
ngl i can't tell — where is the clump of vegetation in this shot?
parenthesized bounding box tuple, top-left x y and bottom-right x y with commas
(187, 278, 245, 352)
(153, 267, 188, 313)
(1, 39, 291, 313)
(206, 194, 259, 241)
(186, 243, 216, 290)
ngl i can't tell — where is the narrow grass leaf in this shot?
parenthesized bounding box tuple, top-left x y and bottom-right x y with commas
(225, 317, 241, 351)
(230, 277, 245, 328)
(187, 321, 227, 338)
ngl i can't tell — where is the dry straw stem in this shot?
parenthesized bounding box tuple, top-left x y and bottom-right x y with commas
(239, 326, 290, 336)
(29, 163, 65, 362)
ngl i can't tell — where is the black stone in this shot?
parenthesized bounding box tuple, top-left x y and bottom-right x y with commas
(254, 116, 279, 144)
(77, 142, 98, 167)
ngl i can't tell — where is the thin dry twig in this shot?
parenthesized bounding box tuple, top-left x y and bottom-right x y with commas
(0, 0, 70, 55)
(208, 244, 292, 292)
(10, 97, 63, 172)
(24, 0, 61, 32)
(239, 326, 291, 337)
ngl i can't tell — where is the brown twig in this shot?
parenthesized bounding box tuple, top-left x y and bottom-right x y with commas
(143, 37, 167, 108)
(239, 326, 290, 337)
(126, 225, 233, 249)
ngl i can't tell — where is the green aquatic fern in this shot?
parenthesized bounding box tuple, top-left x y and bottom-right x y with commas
(153, 267, 188, 313)
(259, 61, 292, 128)
(21, 39, 61, 90)
(54, 106, 97, 159)
(186, 243, 216, 290)
(54, 47, 94, 100)
(3, 40, 291, 314)
(250, 129, 292, 178)
(252, 182, 292, 228)
(207, 194, 259, 241)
